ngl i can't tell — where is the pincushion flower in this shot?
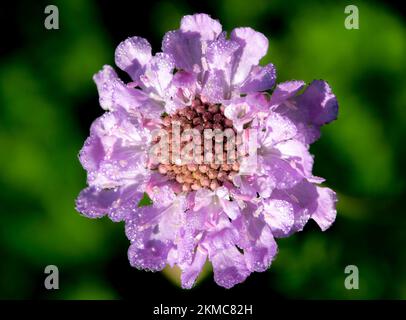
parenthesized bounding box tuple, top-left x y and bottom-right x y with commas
(76, 13, 338, 289)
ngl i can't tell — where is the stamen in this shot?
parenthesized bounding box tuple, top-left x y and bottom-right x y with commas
(152, 97, 244, 192)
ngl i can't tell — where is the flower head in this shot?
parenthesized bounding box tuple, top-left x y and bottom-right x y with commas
(76, 13, 338, 289)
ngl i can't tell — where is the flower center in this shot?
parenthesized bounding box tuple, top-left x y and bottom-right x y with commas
(151, 98, 242, 192)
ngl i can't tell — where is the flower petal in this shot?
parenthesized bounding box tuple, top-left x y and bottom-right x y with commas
(230, 27, 269, 85)
(180, 246, 207, 289)
(273, 80, 338, 144)
(193, 188, 215, 211)
(148, 184, 177, 208)
(79, 134, 104, 173)
(297, 80, 338, 126)
(75, 186, 118, 218)
(93, 65, 163, 118)
(274, 139, 315, 179)
(76, 183, 145, 222)
(312, 187, 337, 231)
(210, 246, 250, 289)
(93, 65, 119, 110)
(94, 65, 136, 111)
(260, 154, 303, 189)
(180, 14, 222, 41)
(268, 180, 319, 235)
(239, 63, 276, 93)
(107, 184, 146, 221)
(216, 187, 241, 220)
(224, 101, 254, 131)
(262, 198, 295, 236)
(244, 224, 277, 272)
(260, 112, 297, 147)
(162, 31, 203, 72)
(125, 195, 188, 271)
(81, 109, 150, 189)
(269, 80, 305, 108)
(128, 239, 172, 272)
(232, 213, 278, 272)
(115, 36, 152, 81)
(205, 35, 240, 90)
(140, 53, 175, 98)
(201, 69, 229, 102)
(165, 71, 198, 113)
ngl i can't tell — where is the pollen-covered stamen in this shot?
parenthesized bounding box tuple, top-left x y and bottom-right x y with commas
(152, 97, 242, 191)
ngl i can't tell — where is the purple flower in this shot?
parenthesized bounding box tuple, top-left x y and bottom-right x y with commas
(76, 13, 338, 289)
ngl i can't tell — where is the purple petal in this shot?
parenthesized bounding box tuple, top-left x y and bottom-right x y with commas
(273, 80, 338, 144)
(125, 194, 189, 271)
(147, 184, 177, 208)
(93, 65, 159, 115)
(180, 14, 222, 41)
(75, 186, 118, 218)
(220, 200, 240, 220)
(180, 247, 207, 289)
(230, 27, 269, 85)
(76, 184, 145, 222)
(204, 221, 239, 250)
(193, 188, 215, 212)
(141, 53, 175, 97)
(312, 187, 337, 231)
(205, 35, 240, 88)
(244, 224, 277, 272)
(262, 198, 295, 236)
(162, 13, 221, 73)
(79, 134, 104, 173)
(201, 69, 228, 103)
(128, 239, 172, 272)
(260, 154, 303, 189)
(232, 175, 261, 200)
(297, 80, 338, 126)
(162, 30, 203, 72)
(165, 71, 198, 113)
(127, 194, 187, 240)
(274, 139, 315, 178)
(239, 63, 276, 93)
(81, 109, 150, 189)
(233, 174, 276, 201)
(232, 213, 278, 272)
(210, 246, 250, 289)
(176, 226, 198, 265)
(107, 184, 146, 221)
(93, 65, 127, 111)
(125, 206, 162, 237)
(269, 80, 305, 108)
(268, 180, 318, 235)
(216, 187, 241, 220)
(224, 101, 254, 131)
(261, 112, 297, 147)
(115, 36, 152, 81)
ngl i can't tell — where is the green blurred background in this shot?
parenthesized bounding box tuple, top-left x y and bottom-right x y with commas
(0, 0, 405, 299)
